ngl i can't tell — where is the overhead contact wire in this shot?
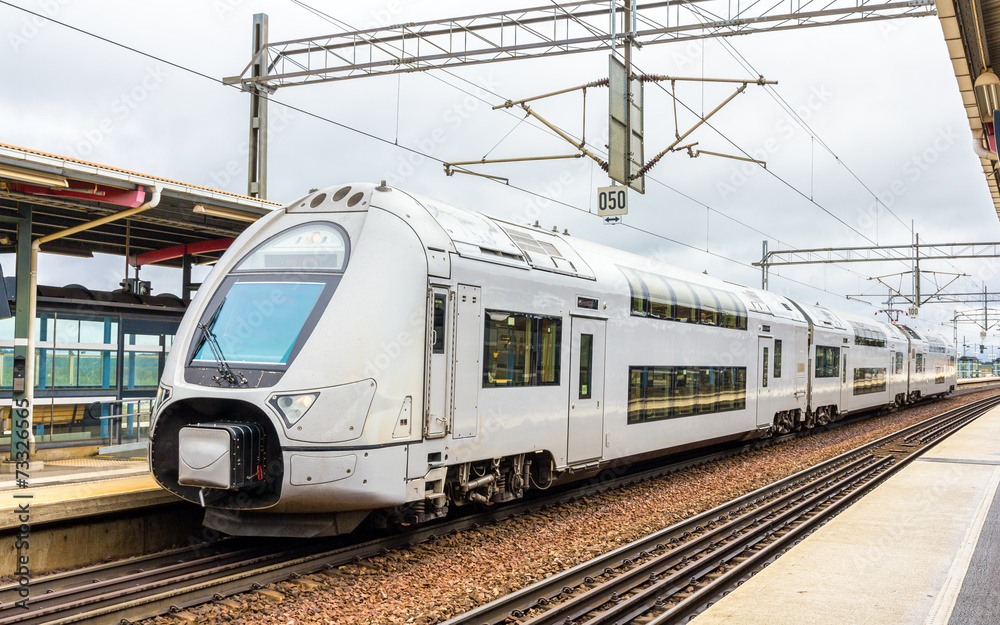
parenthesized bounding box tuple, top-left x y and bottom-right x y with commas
(0, 0, 856, 301)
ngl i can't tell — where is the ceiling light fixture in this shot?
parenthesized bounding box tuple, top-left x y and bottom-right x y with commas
(974, 68, 1000, 123)
(0, 165, 69, 188)
(193, 203, 260, 222)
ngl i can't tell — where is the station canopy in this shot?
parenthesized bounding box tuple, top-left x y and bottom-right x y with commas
(936, 0, 1000, 219)
(0, 142, 282, 267)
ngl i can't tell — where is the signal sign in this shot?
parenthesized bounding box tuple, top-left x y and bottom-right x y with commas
(598, 186, 627, 217)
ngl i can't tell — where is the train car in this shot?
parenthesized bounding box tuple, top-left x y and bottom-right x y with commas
(898, 325, 956, 400)
(838, 311, 897, 415)
(148, 183, 956, 538)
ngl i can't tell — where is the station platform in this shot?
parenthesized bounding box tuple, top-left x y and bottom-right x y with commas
(0, 455, 176, 530)
(0, 453, 200, 573)
(695, 405, 1000, 625)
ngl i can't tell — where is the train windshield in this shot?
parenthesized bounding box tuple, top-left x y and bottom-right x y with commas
(193, 281, 326, 365)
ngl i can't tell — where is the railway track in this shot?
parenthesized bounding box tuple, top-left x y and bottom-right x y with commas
(442, 393, 1000, 625)
(0, 393, 993, 624)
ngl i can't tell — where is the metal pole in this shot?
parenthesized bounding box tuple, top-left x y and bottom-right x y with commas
(181, 253, 193, 305)
(624, 1, 632, 187)
(247, 13, 269, 199)
(10, 205, 32, 462)
(762, 240, 769, 290)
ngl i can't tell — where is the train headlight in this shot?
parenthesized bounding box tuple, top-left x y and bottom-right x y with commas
(151, 383, 172, 425)
(153, 384, 171, 409)
(268, 392, 319, 427)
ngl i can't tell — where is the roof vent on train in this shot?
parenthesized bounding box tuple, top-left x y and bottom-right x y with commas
(420, 198, 528, 267)
(812, 306, 847, 330)
(741, 289, 772, 314)
(499, 223, 595, 279)
(286, 183, 373, 213)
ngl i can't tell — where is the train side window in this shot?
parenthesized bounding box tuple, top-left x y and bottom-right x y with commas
(672, 281, 698, 324)
(762, 348, 769, 388)
(537, 317, 561, 385)
(627, 365, 747, 423)
(815, 346, 840, 378)
(579, 334, 593, 399)
(483, 311, 562, 387)
(620, 267, 648, 315)
(619, 266, 748, 330)
(697, 368, 717, 413)
(853, 368, 886, 395)
(894, 352, 903, 373)
(774, 340, 782, 378)
(691, 284, 720, 326)
(646, 274, 673, 319)
(432, 295, 446, 354)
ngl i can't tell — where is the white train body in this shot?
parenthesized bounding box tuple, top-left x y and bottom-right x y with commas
(149, 183, 957, 537)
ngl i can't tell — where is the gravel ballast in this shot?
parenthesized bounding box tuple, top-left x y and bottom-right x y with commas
(142, 390, 999, 625)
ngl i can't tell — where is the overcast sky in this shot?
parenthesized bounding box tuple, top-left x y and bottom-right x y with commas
(2, 0, 998, 353)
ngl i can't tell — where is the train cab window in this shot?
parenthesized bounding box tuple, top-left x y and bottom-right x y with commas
(483, 311, 562, 387)
(774, 340, 782, 378)
(579, 334, 593, 399)
(235, 222, 349, 272)
(432, 295, 447, 354)
(815, 346, 840, 378)
(193, 281, 327, 366)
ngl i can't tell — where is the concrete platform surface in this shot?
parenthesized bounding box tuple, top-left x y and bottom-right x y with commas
(0, 455, 178, 530)
(694, 405, 1000, 625)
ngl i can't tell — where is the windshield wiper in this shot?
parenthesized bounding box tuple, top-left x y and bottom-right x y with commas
(197, 303, 248, 387)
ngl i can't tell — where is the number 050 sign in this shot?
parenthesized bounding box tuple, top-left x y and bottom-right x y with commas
(597, 186, 627, 216)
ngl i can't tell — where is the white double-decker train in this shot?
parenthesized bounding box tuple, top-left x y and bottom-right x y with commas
(149, 182, 957, 537)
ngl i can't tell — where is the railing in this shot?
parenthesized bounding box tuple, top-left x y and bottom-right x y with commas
(95, 397, 155, 453)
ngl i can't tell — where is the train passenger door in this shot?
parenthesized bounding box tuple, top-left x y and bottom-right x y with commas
(840, 347, 850, 414)
(756, 337, 772, 428)
(424, 287, 450, 438)
(451, 285, 481, 439)
(567, 317, 606, 464)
